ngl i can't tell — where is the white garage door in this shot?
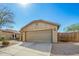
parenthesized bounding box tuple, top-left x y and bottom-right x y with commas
(26, 30, 52, 43)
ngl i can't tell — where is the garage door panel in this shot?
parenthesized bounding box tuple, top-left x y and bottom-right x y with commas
(26, 30, 52, 43)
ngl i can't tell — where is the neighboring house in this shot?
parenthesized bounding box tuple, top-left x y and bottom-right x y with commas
(20, 20, 60, 43)
(0, 29, 20, 40)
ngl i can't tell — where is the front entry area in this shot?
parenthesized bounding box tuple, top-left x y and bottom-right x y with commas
(25, 30, 52, 43)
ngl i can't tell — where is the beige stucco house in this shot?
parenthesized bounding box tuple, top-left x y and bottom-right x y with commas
(20, 20, 59, 43)
(0, 29, 20, 40)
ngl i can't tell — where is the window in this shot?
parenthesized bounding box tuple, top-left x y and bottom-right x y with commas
(32, 23, 38, 26)
(45, 24, 48, 26)
(39, 23, 47, 26)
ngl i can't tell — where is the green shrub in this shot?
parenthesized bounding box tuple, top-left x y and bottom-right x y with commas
(2, 40, 10, 46)
(0, 36, 10, 46)
(0, 36, 5, 41)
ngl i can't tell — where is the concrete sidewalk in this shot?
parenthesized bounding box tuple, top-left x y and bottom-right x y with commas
(0, 42, 52, 56)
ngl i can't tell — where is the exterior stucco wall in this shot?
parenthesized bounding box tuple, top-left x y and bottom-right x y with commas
(21, 22, 57, 32)
(52, 30, 57, 43)
(22, 32, 25, 41)
(0, 31, 12, 38)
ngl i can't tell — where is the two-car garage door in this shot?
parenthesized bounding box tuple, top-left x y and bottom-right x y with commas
(25, 30, 52, 43)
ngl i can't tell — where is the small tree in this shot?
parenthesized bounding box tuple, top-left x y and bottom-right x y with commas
(64, 23, 79, 32)
(0, 7, 14, 28)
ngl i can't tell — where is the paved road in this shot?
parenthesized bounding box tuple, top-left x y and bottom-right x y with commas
(0, 42, 52, 56)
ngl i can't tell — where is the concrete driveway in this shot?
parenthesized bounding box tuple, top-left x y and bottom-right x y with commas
(0, 42, 52, 56)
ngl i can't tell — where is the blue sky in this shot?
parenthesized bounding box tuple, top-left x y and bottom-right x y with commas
(1, 3, 79, 32)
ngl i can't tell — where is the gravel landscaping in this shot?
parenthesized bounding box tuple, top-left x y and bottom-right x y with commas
(51, 42, 79, 56)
